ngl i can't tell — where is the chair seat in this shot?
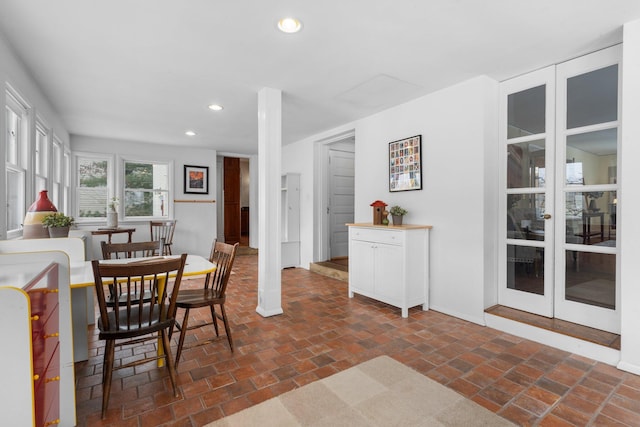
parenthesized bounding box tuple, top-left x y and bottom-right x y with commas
(98, 305, 174, 339)
(175, 289, 224, 308)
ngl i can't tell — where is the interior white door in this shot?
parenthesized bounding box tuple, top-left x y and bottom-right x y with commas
(553, 46, 621, 333)
(329, 149, 354, 258)
(499, 66, 556, 317)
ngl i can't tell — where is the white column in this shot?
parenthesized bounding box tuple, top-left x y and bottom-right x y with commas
(256, 88, 283, 317)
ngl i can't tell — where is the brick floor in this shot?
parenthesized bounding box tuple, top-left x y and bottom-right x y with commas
(74, 254, 640, 426)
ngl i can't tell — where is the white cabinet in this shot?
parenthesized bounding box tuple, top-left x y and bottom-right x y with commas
(348, 223, 431, 317)
(0, 251, 76, 427)
(282, 173, 300, 268)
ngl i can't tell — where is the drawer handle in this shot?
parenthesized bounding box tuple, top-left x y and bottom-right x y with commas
(43, 332, 59, 339)
(31, 315, 40, 321)
(46, 289, 59, 294)
(33, 374, 40, 381)
(44, 419, 60, 426)
(45, 376, 60, 383)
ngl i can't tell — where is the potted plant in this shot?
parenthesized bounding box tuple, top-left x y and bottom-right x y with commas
(42, 212, 75, 238)
(389, 205, 407, 225)
(107, 197, 119, 228)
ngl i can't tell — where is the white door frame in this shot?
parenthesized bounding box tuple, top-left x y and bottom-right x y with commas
(498, 46, 622, 334)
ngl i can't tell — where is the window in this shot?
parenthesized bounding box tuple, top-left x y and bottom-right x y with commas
(5, 89, 29, 236)
(35, 118, 49, 192)
(76, 155, 111, 218)
(123, 160, 170, 218)
(52, 136, 62, 211)
(63, 150, 70, 214)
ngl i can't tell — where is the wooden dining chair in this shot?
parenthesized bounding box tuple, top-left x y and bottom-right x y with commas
(171, 241, 238, 367)
(150, 220, 177, 255)
(101, 239, 164, 260)
(100, 239, 165, 306)
(92, 254, 187, 419)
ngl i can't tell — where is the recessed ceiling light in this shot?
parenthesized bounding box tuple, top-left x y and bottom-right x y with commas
(277, 17, 302, 33)
(185, 130, 196, 136)
(208, 104, 224, 111)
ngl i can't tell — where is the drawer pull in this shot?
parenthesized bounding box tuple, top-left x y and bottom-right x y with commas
(33, 374, 40, 381)
(46, 289, 59, 294)
(45, 376, 60, 383)
(44, 419, 60, 426)
(43, 332, 59, 339)
(31, 315, 40, 321)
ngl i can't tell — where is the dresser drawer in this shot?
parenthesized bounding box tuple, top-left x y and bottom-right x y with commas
(34, 345, 60, 427)
(28, 286, 59, 326)
(350, 228, 404, 246)
(32, 314, 60, 386)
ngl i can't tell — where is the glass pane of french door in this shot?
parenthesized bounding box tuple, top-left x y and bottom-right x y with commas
(554, 45, 620, 333)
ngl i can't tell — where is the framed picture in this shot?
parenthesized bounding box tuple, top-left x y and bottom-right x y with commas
(184, 165, 209, 194)
(389, 135, 422, 192)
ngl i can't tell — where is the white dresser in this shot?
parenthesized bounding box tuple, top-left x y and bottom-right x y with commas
(347, 223, 432, 317)
(0, 250, 76, 427)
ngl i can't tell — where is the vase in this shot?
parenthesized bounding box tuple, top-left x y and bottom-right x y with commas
(392, 215, 403, 226)
(23, 190, 58, 239)
(48, 226, 70, 238)
(106, 211, 118, 228)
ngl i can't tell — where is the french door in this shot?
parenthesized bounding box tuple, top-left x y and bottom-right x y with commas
(499, 46, 621, 333)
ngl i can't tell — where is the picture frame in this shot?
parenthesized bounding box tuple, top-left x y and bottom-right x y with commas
(184, 165, 209, 194)
(389, 135, 422, 192)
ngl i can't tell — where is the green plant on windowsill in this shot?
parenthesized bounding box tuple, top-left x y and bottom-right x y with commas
(42, 212, 75, 228)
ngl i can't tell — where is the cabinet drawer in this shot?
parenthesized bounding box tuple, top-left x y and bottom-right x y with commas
(351, 228, 404, 246)
(34, 342, 59, 394)
(32, 313, 59, 384)
(35, 352, 60, 427)
(28, 287, 59, 325)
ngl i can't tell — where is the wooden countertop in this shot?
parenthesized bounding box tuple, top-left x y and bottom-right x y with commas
(346, 223, 433, 230)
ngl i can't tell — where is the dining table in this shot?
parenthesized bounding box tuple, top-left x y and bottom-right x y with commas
(69, 254, 215, 362)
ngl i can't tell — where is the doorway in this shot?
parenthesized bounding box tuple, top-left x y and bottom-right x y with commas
(499, 46, 621, 334)
(311, 131, 355, 278)
(329, 147, 355, 260)
(219, 156, 251, 246)
(327, 138, 355, 262)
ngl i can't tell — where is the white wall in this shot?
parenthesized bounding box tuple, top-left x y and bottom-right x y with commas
(283, 76, 498, 324)
(71, 135, 217, 259)
(619, 19, 640, 374)
(354, 76, 498, 325)
(0, 34, 69, 144)
(0, 32, 71, 239)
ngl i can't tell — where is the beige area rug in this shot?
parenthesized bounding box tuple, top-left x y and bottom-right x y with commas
(206, 356, 515, 427)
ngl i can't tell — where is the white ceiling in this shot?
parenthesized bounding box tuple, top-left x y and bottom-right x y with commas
(1, 1, 639, 155)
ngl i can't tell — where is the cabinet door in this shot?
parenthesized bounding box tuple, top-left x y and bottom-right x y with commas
(374, 243, 403, 301)
(350, 239, 375, 293)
